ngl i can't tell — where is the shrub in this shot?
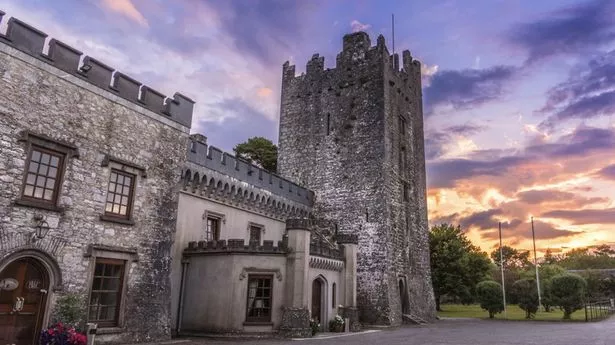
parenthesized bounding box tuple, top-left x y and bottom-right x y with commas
(541, 279, 555, 312)
(309, 318, 320, 336)
(511, 279, 539, 319)
(475, 280, 504, 318)
(551, 273, 587, 319)
(328, 314, 345, 332)
(52, 293, 86, 331)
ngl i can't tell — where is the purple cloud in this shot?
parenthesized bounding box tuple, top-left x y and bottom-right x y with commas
(596, 164, 615, 180)
(542, 208, 615, 225)
(508, 0, 615, 63)
(424, 65, 516, 115)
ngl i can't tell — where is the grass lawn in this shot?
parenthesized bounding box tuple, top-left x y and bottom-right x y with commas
(438, 304, 586, 321)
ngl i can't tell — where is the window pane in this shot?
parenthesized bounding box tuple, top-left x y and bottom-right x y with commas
(119, 206, 127, 215)
(40, 153, 50, 165)
(43, 189, 53, 200)
(117, 175, 124, 185)
(112, 205, 120, 214)
(48, 167, 57, 178)
(35, 177, 45, 187)
(95, 264, 103, 276)
(38, 165, 48, 176)
(26, 174, 36, 185)
(34, 187, 43, 199)
(31, 150, 41, 162)
(124, 176, 131, 186)
(50, 156, 59, 167)
(28, 162, 39, 173)
(121, 196, 128, 206)
(107, 193, 114, 202)
(45, 179, 55, 189)
(122, 186, 130, 195)
(108, 183, 116, 193)
(110, 172, 117, 183)
(24, 185, 34, 197)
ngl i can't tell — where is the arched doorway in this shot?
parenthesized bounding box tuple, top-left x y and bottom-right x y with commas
(311, 278, 326, 329)
(399, 278, 409, 315)
(0, 258, 50, 345)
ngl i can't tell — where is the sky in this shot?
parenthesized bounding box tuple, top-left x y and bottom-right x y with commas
(1, 0, 614, 256)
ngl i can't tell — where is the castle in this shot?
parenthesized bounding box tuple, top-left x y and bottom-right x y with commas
(0, 12, 434, 344)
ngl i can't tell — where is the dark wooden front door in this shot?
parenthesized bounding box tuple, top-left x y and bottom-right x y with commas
(0, 258, 49, 345)
(311, 279, 322, 325)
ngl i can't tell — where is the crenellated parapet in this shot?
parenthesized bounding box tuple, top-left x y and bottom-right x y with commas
(186, 134, 314, 206)
(281, 31, 422, 93)
(0, 13, 194, 128)
(183, 239, 287, 255)
(286, 218, 312, 230)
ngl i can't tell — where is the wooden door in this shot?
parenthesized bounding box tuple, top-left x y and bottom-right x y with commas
(311, 279, 322, 325)
(0, 259, 49, 345)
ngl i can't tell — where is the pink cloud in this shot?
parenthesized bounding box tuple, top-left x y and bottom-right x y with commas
(350, 20, 371, 33)
(101, 0, 148, 27)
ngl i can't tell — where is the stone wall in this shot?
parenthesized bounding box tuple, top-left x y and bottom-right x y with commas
(278, 32, 436, 324)
(0, 14, 191, 344)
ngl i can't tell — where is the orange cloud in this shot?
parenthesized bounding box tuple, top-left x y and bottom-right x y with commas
(102, 0, 149, 27)
(257, 87, 273, 98)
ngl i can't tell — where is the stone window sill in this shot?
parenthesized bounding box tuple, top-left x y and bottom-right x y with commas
(243, 321, 273, 326)
(94, 327, 124, 335)
(14, 198, 64, 213)
(99, 214, 135, 226)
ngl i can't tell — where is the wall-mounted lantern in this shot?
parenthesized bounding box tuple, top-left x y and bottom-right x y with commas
(32, 215, 50, 241)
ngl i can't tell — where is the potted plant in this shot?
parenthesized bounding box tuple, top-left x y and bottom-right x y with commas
(40, 322, 87, 345)
(328, 314, 345, 332)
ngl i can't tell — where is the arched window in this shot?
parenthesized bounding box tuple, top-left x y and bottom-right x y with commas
(332, 283, 336, 308)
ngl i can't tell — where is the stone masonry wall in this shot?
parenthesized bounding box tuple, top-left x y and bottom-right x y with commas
(278, 32, 435, 324)
(0, 16, 191, 344)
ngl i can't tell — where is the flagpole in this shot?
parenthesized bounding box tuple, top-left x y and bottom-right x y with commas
(531, 217, 542, 309)
(499, 222, 507, 319)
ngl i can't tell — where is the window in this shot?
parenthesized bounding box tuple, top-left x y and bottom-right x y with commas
(21, 147, 64, 204)
(104, 170, 135, 219)
(326, 114, 331, 135)
(88, 258, 126, 327)
(206, 216, 220, 241)
(332, 283, 336, 308)
(399, 116, 406, 137)
(249, 225, 262, 245)
(399, 146, 406, 172)
(246, 275, 273, 322)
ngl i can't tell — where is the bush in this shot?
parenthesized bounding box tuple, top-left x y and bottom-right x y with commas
(551, 273, 587, 319)
(541, 279, 555, 312)
(309, 318, 320, 336)
(511, 279, 539, 319)
(475, 280, 504, 318)
(52, 293, 86, 331)
(328, 314, 345, 332)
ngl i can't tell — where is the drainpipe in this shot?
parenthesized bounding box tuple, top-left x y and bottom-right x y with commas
(175, 259, 189, 335)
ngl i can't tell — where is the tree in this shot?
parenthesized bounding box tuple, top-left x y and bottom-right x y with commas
(593, 244, 615, 257)
(511, 279, 539, 319)
(476, 280, 504, 319)
(233, 137, 278, 173)
(429, 223, 492, 310)
(542, 249, 560, 265)
(490, 246, 532, 271)
(519, 264, 565, 312)
(551, 273, 587, 319)
(558, 246, 615, 270)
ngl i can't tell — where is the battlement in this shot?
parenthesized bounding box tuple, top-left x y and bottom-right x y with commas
(282, 31, 422, 83)
(184, 239, 287, 256)
(0, 12, 194, 128)
(187, 134, 314, 206)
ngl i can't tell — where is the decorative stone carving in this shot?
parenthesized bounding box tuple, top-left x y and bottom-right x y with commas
(279, 307, 311, 338)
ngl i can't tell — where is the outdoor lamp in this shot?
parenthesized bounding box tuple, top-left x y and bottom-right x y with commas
(33, 215, 50, 241)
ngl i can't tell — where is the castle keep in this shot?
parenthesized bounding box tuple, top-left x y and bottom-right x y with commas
(278, 32, 436, 324)
(0, 11, 434, 344)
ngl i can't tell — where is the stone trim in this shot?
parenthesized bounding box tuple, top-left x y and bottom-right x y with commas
(202, 210, 226, 224)
(101, 154, 147, 178)
(18, 130, 80, 158)
(0, 247, 64, 292)
(83, 244, 138, 262)
(309, 256, 344, 272)
(0, 229, 68, 261)
(238, 267, 283, 282)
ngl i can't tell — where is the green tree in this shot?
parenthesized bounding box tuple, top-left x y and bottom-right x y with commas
(593, 244, 615, 257)
(558, 247, 615, 269)
(541, 278, 555, 312)
(519, 264, 565, 312)
(233, 136, 278, 173)
(542, 249, 560, 265)
(429, 223, 492, 310)
(476, 280, 504, 318)
(491, 246, 532, 271)
(551, 273, 587, 319)
(511, 279, 539, 319)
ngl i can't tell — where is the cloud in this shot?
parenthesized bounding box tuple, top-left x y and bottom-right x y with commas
(427, 125, 615, 189)
(101, 0, 148, 27)
(595, 164, 615, 180)
(538, 50, 615, 129)
(542, 208, 615, 225)
(515, 189, 607, 207)
(507, 0, 615, 63)
(424, 123, 486, 160)
(350, 20, 371, 33)
(423, 65, 516, 115)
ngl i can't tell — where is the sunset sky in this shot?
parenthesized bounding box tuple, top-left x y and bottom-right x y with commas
(1, 0, 614, 255)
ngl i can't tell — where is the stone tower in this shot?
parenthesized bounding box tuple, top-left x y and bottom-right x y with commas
(277, 32, 436, 324)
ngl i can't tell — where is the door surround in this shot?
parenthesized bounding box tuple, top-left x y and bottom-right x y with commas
(0, 248, 63, 341)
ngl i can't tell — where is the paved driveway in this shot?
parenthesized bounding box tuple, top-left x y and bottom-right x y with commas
(151, 317, 615, 345)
